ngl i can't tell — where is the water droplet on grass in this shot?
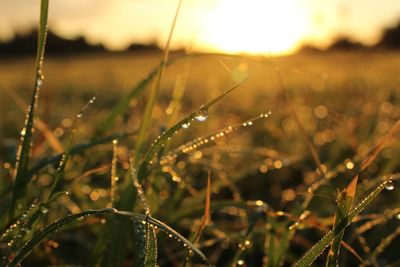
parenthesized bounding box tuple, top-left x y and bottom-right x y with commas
(385, 180, 394, 190)
(36, 78, 43, 87)
(195, 109, 208, 122)
(182, 122, 191, 129)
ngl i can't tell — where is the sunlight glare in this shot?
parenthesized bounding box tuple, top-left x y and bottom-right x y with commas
(200, 0, 308, 55)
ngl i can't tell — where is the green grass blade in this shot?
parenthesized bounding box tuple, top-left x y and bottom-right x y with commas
(132, 219, 147, 267)
(8, 207, 209, 267)
(144, 223, 158, 267)
(161, 113, 270, 165)
(96, 52, 259, 135)
(9, 0, 49, 220)
(115, 211, 210, 265)
(8, 208, 210, 266)
(110, 140, 119, 207)
(137, 76, 249, 182)
(28, 131, 135, 177)
(8, 208, 116, 267)
(325, 177, 357, 267)
(49, 96, 97, 198)
(295, 179, 391, 267)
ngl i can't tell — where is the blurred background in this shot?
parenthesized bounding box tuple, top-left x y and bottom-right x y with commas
(1, 0, 400, 54)
(1, 0, 400, 181)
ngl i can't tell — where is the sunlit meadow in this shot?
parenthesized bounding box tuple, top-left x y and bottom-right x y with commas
(0, 1, 400, 266)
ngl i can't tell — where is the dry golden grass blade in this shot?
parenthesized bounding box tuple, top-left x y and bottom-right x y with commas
(359, 119, 400, 172)
(4, 86, 64, 154)
(270, 59, 325, 177)
(192, 171, 211, 244)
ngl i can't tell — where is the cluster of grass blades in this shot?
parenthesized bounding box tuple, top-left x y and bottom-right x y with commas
(1, 0, 400, 266)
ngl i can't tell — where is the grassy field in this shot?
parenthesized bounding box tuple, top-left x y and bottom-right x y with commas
(1, 45, 400, 266)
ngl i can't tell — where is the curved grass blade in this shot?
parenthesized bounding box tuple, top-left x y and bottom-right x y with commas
(96, 51, 266, 135)
(9, 0, 49, 220)
(33, 96, 97, 199)
(371, 225, 400, 263)
(115, 211, 210, 265)
(295, 179, 391, 267)
(28, 131, 136, 178)
(138, 76, 249, 182)
(229, 214, 257, 266)
(8, 208, 116, 267)
(4, 85, 64, 154)
(160, 112, 270, 165)
(5, 192, 69, 251)
(8, 209, 210, 266)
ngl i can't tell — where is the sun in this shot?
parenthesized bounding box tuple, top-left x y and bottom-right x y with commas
(199, 0, 308, 55)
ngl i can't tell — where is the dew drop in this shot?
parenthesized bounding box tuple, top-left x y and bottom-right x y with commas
(237, 259, 245, 266)
(40, 207, 49, 214)
(104, 207, 117, 212)
(195, 109, 208, 122)
(182, 122, 191, 129)
(288, 222, 299, 230)
(385, 180, 395, 191)
(36, 79, 43, 87)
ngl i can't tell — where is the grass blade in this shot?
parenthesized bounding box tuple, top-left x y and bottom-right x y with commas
(295, 178, 392, 267)
(9, 0, 49, 220)
(160, 113, 270, 165)
(144, 223, 158, 267)
(115, 211, 210, 265)
(192, 171, 211, 244)
(47, 97, 96, 198)
(4, 85, 64, 154)
(325, 177, 357, 267)
(138, 76, 249, 182)
(96, 52, 259, 135)
(28, 131, 136, 177)
(110, 139, 119, 207)
(8, 208, 116, 267)
(8, 208, 210, 266)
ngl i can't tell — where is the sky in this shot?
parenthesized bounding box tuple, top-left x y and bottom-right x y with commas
(0, 0, 400, 55)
